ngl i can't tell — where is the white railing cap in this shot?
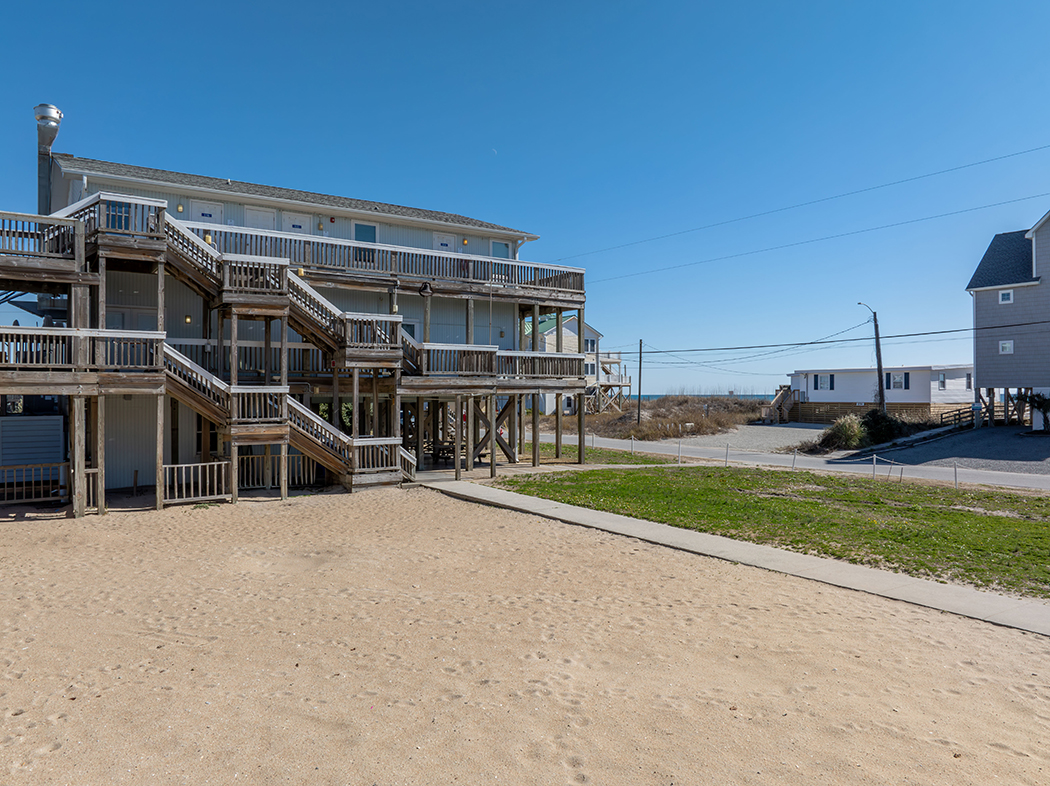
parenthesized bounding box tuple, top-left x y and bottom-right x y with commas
(422, 342, 500, 351)
(1, 208, 79, 225)
(229, 385, 290, 393)
(225, 254, 291, 265)
(0, 325, 166, 339)
(166, 214, 223, 259)
(181, 219, 586, 274)
(498, 350, 585, 359)
(341, 311, 403, 322)
(355, 436, 403, 446)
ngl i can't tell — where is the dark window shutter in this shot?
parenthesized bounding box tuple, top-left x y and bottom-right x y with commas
(904, 372, 910, 390)
(885, 372, 891, 390)
(829, 374, 835, 391)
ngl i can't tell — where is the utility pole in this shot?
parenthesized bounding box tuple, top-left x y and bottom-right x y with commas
(859, 302, 886, 413)
(637, 339, 643, 425)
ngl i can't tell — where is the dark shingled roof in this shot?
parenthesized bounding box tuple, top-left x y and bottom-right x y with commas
(966, 230, 1036, 290)
(53, 153, 536, 239)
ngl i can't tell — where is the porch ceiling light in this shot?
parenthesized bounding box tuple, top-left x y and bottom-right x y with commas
(184, 314, 192, 324)
(419, 282, 434, 297)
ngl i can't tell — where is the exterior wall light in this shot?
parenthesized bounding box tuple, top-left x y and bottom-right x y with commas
(184, 314, 192, 324)
(177, 204, 184, 213)
(462, 238, 468, 246)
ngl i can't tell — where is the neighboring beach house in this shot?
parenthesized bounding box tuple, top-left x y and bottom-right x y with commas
(965, 219, 1050, 426)
(0, 105, 588, 515)
(770, 364, 974, 424)
(524, 315, 631, 414)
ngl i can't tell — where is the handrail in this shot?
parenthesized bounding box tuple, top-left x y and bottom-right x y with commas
(287, 397, 353, 462)
(0, 327, 164, 370)
(0, 326, 166, 339)
(399, 446, 417, 481)
(165, 213, 223, 278)
(183, 220, 585, 293)
(52, 191, 168, 218)
(163, 344, 230, 393)
(0, 210, 81, 261)
(55, 192, 165, 239)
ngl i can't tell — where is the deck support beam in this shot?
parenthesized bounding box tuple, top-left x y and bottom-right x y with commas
(96, 394, 106, 515)
(489, 394, 497, 478)
(454, 394, 463, 480)
(71, 395, 86, 518)
(155, 393, 164, 510)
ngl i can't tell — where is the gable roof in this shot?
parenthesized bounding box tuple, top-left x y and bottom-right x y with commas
(965, 230, 1036, 290)
(52, 153, 538, 240)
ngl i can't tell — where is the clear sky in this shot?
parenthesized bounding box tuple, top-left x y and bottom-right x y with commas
(2, 1, 1049, 394)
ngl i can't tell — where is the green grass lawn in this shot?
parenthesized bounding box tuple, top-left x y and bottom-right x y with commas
(495, 466, 1050, 598)
(522, 441, 677, 465)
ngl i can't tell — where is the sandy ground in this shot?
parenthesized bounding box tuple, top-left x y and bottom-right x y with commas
(2, 488, 1049, 785)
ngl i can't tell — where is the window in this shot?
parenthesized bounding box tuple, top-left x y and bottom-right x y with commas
(584, 338, 597, 353)
(584, 363, 596, 376)
(886, 372, 910, 390)
(816, 374, 834, 391)
(490, 241, 511, 259)
(966, 373, 972, 390)
(999, 289, 1014, 304)
(999, 340, 1014, 354)
(353, 223, 377, 243)
(938, 372, 946, 390)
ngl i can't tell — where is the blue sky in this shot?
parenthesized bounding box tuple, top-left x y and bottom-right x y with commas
(2, 1, 1049, 393)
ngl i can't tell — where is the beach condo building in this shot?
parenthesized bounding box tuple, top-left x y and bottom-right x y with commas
(0, 105, 587, 515)
(769, 364, 974, 424)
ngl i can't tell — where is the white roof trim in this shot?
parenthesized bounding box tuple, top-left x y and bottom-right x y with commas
(1026, 206, 1050, 238)
(966, 278, 1041, 293)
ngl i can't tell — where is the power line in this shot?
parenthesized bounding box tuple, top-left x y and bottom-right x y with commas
(641, 317, 1050, 355)
(546, 142, 1050, 264)
(590, 191, 1050, 284)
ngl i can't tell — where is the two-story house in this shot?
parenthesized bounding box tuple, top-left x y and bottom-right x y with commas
(0, 104, 587, 516)
(966, 219, 1050, 426)
(525, 315, 631, 414)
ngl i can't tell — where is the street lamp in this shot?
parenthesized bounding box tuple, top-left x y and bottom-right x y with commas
(858, 302, 886, 414)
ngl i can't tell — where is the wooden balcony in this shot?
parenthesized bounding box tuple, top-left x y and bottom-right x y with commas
(184, 221, 585, 305)
(0, 210, 90, 286)
(228, 386, 289, 444)
(0, 326, 165, 395)
(53, 192, 167, 263)
(220, 254, 290, 311)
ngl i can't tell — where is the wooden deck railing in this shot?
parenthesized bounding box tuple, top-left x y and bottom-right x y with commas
(163, 461, 231, 503)
(230, 386, 288, 423)
(54, 192, 166, 241)
(0, 327, 164, 371)
(162, 344, 231, 411)
(495, 351, 584, 378)
(419, 343, 499, 375)
(399, 446, 417, 481)
(0, 210, 82, 262)
(288, 397, 353, 464)
(223, 254, 289, 296)
(0, 462, 69, 505)
(184, 221, 585, 294)
(354, 437, 402, 474)
(166, 339, 328, 380)
(165, 214, 223, 280)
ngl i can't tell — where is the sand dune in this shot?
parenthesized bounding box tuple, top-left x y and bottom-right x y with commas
(2, 487, 1048, 784)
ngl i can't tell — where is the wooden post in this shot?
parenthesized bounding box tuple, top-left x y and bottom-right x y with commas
(202, 418, 211, 463)
(280, 443, 288, 500)
(264, 317, 272, 385)
(264, 444, 272, 489)
(532, 304, 540, 352)
(455, 395, 463, 480)
(71, 395, 86, 518)
(423, 297, 432, 343)
(231, 443, 239, 503)
(156, 261, 165, 333)
(230, 311, 239, 386)
(352, 369, 360, 439)
(988, 388, 995, 427)
(371, 371, 379, 437)
(394, 391, 401, 439)
(280, 316, 289, 387)
(332, 366, 340, 427)
(578, 306, 586, 465)
(96, 395, 106, 515)
(97, 255, 107, 330)
(489, 394, 497, 478)
(532, 393, 540, 467)
(518, 394, 525, 460)
(155, 394, 164, 510)
(508, 392, 518, 462)
(416, 397, 425, 463)
(466, 299, 475, 344)
(555, 393, 563, 459)
(466, 396, 475, 471)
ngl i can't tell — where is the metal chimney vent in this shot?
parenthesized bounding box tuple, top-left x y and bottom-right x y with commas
(34, 104, 62, 215)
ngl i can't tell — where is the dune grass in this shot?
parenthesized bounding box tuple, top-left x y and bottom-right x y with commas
(495, 465, 1050, 598)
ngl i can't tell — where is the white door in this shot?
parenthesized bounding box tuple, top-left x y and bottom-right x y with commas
(282, 211, 312, 234)
(433, 233, 455, 253)
(245, 206, 276, 230)
(190, 200, 223, 225)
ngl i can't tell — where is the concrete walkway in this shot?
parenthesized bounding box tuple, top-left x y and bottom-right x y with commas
(423, 479, 1050, 638)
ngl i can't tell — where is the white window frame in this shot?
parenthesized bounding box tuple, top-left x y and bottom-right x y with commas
(352, 221, 378, 244)
(584, 338, 597, 353)
(999, 289, 1014, 304)
(938, 372, 946, 390)
(490, 240, 511, 260)
(999, 340, 1014, 355)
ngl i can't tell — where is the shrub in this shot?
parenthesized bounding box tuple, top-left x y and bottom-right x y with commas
(818, 414, 867, 451)
(861, 408, 907, 445)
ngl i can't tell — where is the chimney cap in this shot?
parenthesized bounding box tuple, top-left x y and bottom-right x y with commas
(34, 104, 62, 126)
